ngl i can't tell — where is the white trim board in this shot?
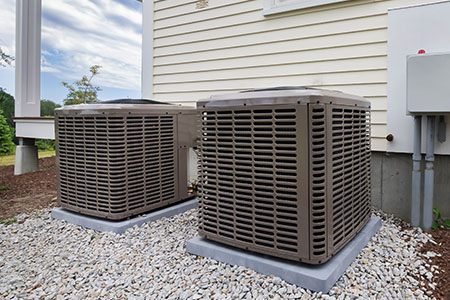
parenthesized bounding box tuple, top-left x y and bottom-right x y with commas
(263, 0, 348, 15)
(15, 119, 55, 139)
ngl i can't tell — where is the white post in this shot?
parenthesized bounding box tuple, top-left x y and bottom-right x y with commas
(14, 0, 41, 175)
(141, 0, 154, 99)
(15, 0, 41, 117)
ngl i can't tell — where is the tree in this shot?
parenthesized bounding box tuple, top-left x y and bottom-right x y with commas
(40, 99, 61, 116)
(0, 89, 14, 127)
(0, 47, 14, 67)
(62, 65, 102, 105)
(0, 91, 62, 150)
(37, 99, 61, 151)
(0, 109, 14, 154)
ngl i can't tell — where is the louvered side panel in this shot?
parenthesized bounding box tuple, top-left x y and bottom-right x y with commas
(56, 113, 179, 220)
(198, 105, 309, 262)
(327, 105, 372, 254)
(308, 104, 328, 263)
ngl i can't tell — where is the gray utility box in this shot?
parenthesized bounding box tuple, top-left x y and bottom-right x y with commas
(407, 52, 450, 114)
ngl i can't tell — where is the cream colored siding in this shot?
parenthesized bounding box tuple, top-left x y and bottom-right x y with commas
(148, 0, 440, 151)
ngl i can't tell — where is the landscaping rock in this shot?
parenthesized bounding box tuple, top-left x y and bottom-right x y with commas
(0, 208, 437, 299)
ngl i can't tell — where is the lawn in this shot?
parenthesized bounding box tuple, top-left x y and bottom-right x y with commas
(0, 150, 56, 166)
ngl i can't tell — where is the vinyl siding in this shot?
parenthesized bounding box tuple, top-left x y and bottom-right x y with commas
(146, 0, 440, 151)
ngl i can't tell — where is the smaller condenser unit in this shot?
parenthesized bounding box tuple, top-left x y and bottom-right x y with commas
(197, 87, 371, 264)
(55, 99, 197, 220)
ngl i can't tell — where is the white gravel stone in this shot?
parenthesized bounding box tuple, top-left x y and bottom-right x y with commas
(0, 208, 438, 299)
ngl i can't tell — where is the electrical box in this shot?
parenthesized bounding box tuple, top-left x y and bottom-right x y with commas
(407, 52, 450, 114)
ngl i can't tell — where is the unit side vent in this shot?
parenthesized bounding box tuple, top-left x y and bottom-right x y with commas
(328, 106, 371, 253)
(57, 114, 178, 219)
(198, 106, 308, 259)
(309, 104, 328, 261)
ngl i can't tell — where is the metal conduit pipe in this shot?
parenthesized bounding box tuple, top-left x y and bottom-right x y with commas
(411, 116, 422, 227)
(423, 116, 436, 230)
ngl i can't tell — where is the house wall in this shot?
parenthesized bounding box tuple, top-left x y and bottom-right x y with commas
(143, 0, 441, 152)
(386, 1, 450, 155)
(142, 0, 450, 220)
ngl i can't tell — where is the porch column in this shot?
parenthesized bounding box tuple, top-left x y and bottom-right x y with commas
(14, 0, 41, 175)
(141, 0, 154, 99)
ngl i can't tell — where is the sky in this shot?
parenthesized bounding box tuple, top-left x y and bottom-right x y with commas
(0, 0, 142, 104)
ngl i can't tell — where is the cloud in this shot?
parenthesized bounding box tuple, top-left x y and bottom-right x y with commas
(0, 0, 142, 91)
(0, 0, 16, 61)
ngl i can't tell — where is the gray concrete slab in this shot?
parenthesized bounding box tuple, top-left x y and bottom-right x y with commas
(51, 198, 197, 234)
(186, 216, 381, 293)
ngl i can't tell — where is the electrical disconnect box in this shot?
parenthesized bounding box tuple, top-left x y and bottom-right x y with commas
(407, 52, 450, 114)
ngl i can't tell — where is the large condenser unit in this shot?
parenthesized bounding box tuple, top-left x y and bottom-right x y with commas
(197, 87, 371, 264)
(55, 99, 197, 220)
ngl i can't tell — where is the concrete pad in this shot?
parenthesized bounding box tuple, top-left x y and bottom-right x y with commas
(52, 198, 197, 234)
(186, 216, 381, 293)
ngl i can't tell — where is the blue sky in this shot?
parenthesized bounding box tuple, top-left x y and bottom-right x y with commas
(0, 0, 142, 104)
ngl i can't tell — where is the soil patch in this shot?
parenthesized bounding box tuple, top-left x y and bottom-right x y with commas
(0, 157, 57, 220)
(419, 229, 450, 300)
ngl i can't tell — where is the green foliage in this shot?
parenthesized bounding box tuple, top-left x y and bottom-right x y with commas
(0, 89, 14, 127)
(0, 109, 14, 155)
(0, 184, 8, 191)
(40, 99, 61, 117)
(0, 47, 14, 67)
(432, 207, 450, 230)
(1, 90, 62, 121)
(0, 91, 61, 151)
(35, 139, 56, 151)
(62, 65, 102, 105)
(0, 217, 16, 226)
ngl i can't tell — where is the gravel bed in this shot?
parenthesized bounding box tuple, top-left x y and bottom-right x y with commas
(0, 208, 438, 300)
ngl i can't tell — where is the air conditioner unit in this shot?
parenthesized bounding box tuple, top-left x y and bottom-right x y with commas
(197, 87, 371, 264)
(55, 99, 197, 220)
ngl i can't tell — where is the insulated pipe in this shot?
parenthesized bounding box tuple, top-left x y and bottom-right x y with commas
(423, 116, 436, 230)
(411, 115, 422, 227)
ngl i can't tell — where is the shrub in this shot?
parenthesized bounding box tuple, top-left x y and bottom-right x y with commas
(0, 89, 14, 127)
(0, 109, 14, 155)
(35, 139, 56, 151)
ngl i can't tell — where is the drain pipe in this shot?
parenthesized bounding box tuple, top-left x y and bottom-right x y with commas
(411, 115, 422, 227)
(423, 116, 436, 230)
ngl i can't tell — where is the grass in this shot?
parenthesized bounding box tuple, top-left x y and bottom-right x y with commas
(38, 150, 56, 159)
(0, 150, 55, 167)
(0, 217, 16, 226)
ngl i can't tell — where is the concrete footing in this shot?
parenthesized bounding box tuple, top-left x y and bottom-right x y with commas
(52, 198, 198, 234)
(14, 144, 39, 175)
(187, 216, 381, 293)
(372, 152, 450, 221)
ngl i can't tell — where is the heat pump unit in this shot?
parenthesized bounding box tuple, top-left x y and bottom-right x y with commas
(197, 87, 371, 264)
(55, 99, 197, 220)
